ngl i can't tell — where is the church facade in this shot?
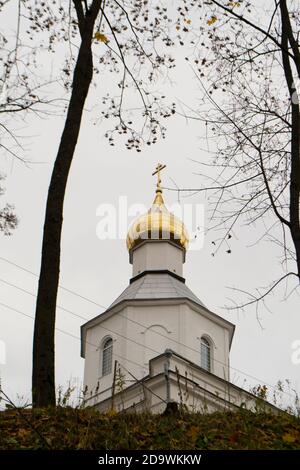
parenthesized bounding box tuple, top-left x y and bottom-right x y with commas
(80, 166, 275, 413)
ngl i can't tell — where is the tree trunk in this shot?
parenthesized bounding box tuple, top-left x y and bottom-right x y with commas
(280, 0, 300, 281)
(289, 102, 300, 280)
(32, 3, 100, 407)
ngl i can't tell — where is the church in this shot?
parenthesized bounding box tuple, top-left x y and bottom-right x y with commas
(80, 164, 275, 413)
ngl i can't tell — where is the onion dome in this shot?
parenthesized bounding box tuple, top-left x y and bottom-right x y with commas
(126, 165, 189, 252)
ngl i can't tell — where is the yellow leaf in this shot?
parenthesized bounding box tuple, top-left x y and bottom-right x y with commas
(207, 16, 217, 26)
(187, 425, 200, 440)
(185, 19, 191, 24)
(94, 32, 108, 43)
(18, 428, 30, 439)
(227, 1, 241, 7)
(282, 432, 298, 443)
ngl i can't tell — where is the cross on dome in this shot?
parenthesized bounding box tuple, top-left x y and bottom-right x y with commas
(152, 163, 166, 193)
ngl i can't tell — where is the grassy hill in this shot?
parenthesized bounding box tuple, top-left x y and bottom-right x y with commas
(0, 407, 300, 450)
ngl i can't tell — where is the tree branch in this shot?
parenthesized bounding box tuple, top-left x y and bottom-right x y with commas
(225, 272, 298, 310)
(211, 0, 295, 61)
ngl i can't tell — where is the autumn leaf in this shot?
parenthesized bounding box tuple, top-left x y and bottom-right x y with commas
(94, 32, 108, 43)
(227, 1, 241, 7)
(282, 431, 298, 443)
(186, 425, 200, 441)
(207, 16, 217, 26)
(229, 434, 237, 444)
(18, 428, 30, 439)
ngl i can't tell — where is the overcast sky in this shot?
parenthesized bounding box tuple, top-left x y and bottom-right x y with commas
(0, 0, 299, 410)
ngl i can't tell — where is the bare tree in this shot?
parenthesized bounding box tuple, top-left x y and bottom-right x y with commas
(0, 1, 57, 249)
(0, 1, 63, 162)
(31, 0, 177, 407)
(170, 0, 300, 307)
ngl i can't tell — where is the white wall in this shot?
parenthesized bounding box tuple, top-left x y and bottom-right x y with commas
(89, 352, 267, 414)
(83, 300, 231, 400)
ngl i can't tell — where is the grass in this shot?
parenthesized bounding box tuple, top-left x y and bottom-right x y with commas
(0, 407, 299, 450)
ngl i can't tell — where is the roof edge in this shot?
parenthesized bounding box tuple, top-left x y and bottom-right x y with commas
(130, 269, 185, 284)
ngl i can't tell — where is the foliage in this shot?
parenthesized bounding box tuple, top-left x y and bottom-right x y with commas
(0, 174, 17, 235)
(0, 407, 299, 450)
(1, 0, 180, 155)
(0, 0, 64, 161)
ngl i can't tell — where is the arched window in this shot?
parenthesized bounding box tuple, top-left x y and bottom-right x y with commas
(201, 337, 211, 372)
(102, 337, 113, 376)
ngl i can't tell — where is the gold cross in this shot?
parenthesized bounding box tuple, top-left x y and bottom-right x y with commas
(152, 163, 166, 191)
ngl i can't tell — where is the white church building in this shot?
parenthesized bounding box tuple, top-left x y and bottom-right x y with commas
(80, 165, 276, 414)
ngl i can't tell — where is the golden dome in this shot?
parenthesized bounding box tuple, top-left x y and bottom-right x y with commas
(126, 187, 189, 252)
